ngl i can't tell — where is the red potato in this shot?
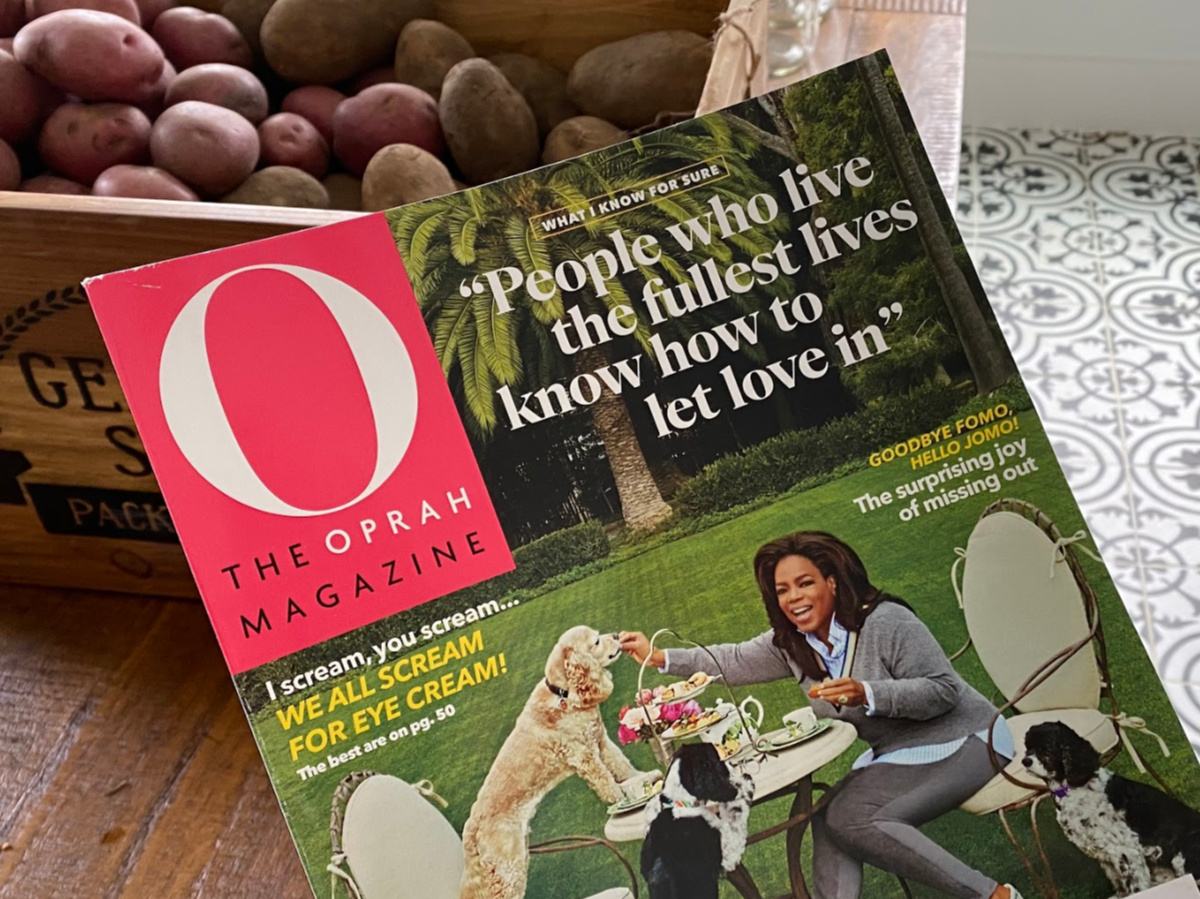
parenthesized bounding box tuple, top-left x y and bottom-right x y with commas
(13, 9, 165, 101)
(0, 49, 62, 143)
(280, 84, 342, 144)
(258, 112, 328, 178)
(165, 63, 266, 122)
(151, 6, 251, 69)
(0, 0, 22, 36)
(0, 139, 19, 190)
(19, 172, 89, 193)
(39, 103, 152, 184)
(0, 38, 12, 51)
(332, 82, 441, 176)
(135, 57, 175, 119)
(25, 0, 140, 25)
(133, 0, 171, 24)
(93, 163, 197, 199)
(150, 99, 258, 195)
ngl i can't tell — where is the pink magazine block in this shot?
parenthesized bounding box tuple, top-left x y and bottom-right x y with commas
(85, 213, 513, 674)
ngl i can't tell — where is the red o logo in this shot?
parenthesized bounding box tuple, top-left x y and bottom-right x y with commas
(159, 265, 418, 516)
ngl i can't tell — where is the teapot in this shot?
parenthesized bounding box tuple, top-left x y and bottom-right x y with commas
(700, 696, 764, 757)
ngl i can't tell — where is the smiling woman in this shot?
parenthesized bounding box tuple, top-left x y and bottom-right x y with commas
(619, 531, 1022, 899)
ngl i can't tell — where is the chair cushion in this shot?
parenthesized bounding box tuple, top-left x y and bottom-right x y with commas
(342, 775, 465, 899)
(960, 709, 1120, 815)
(962, 511, 1102, 713)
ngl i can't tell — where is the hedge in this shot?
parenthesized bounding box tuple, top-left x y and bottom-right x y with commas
(673, 383, 964, 517)
(453, 519, 610, 606)
(952, 376, 1032, 419)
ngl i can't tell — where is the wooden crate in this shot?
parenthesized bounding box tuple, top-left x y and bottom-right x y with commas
(0, 0, 766, 598)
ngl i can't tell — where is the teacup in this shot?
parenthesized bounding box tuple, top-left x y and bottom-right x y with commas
(700, 696, 764, 757)
(783, 707, 818, 738)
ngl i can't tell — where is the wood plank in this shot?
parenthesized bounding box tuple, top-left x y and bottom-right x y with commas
(119, 695, 304, 899)
(0, 600, 235, 896)
(194, 764, 313, 899)
(0, 586, 163, 845)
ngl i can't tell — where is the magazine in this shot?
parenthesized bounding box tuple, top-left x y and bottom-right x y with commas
(85, 51, 1200, 899)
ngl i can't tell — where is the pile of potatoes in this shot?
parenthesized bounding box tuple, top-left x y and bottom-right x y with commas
(0, 0, 714, 210)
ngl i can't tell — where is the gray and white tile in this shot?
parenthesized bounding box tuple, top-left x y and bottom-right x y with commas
(960, 125, 1200, 693)
(1011, 129, 1146, 169)
(959, 127, 1087, 235)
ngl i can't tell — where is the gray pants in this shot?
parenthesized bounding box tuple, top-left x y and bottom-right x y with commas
(811, 736, 1001, 899)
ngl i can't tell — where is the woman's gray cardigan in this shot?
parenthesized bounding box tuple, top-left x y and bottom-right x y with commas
(662, 602, 1000, 757)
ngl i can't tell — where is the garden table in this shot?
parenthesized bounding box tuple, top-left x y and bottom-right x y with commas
(604, 719, 859, 899)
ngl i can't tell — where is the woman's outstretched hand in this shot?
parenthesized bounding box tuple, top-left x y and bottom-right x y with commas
(619, 631, 666, 670)
(810, 677, 869, 708)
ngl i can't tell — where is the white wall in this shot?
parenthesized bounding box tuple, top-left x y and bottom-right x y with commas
(965, 0, 1200, 132)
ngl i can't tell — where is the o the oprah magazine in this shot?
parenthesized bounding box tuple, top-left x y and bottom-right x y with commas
(86, 52, 1200, 899)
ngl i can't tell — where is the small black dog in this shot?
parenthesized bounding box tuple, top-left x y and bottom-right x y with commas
(1023, 721, 1200, 896)
(640, 743, 754, 899)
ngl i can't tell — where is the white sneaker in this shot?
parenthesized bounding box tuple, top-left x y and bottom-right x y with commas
(1002, 885, 1024, 899)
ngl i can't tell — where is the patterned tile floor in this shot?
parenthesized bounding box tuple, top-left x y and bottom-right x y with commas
(958, 127, 1200, 749)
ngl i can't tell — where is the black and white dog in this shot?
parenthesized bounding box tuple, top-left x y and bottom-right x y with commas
(1023, 721, 1200, 896)
(640, 743, 755, 899)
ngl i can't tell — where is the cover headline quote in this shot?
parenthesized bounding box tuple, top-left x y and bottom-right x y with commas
(458, 155, 916, 438)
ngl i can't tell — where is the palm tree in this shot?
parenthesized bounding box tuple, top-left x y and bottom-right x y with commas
(389, 119, 794, 531)
(856, 53, 1016, 393)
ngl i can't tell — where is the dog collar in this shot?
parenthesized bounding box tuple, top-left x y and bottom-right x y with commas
(660, 794, 719, 813)
(545, 679, 569, 709)
(1051, 785, 1070, 799)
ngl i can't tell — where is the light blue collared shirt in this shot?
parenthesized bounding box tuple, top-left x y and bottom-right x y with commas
(804, 620, 1015, 769)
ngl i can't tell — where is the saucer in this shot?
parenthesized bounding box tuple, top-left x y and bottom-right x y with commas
(755, 719, 832, 751)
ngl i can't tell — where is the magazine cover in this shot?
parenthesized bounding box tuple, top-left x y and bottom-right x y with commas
(85, 52, 1200, 899)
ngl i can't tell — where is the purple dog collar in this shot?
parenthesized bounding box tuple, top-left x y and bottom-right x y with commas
(1051, 785, 1070, 799)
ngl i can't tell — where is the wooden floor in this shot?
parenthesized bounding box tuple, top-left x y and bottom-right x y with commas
(0, 585, 310, 897)
(0, 5, 966, 896)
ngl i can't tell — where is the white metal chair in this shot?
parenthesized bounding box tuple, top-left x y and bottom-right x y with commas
(950, 498, 1170, 899)
(327, 771, 637, 899)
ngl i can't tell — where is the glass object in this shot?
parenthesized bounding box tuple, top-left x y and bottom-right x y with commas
(768, 0, 821, 78)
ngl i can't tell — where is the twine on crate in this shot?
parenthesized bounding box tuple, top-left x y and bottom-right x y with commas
(714, 0, 764, 85)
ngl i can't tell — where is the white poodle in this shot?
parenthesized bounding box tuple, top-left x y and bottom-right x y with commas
(459, 625, 650, 899)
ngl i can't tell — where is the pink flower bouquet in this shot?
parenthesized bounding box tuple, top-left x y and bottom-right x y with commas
(617, 696, 702, 745)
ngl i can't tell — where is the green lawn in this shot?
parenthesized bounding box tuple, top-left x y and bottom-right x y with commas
(251, 412, 1199, 899)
